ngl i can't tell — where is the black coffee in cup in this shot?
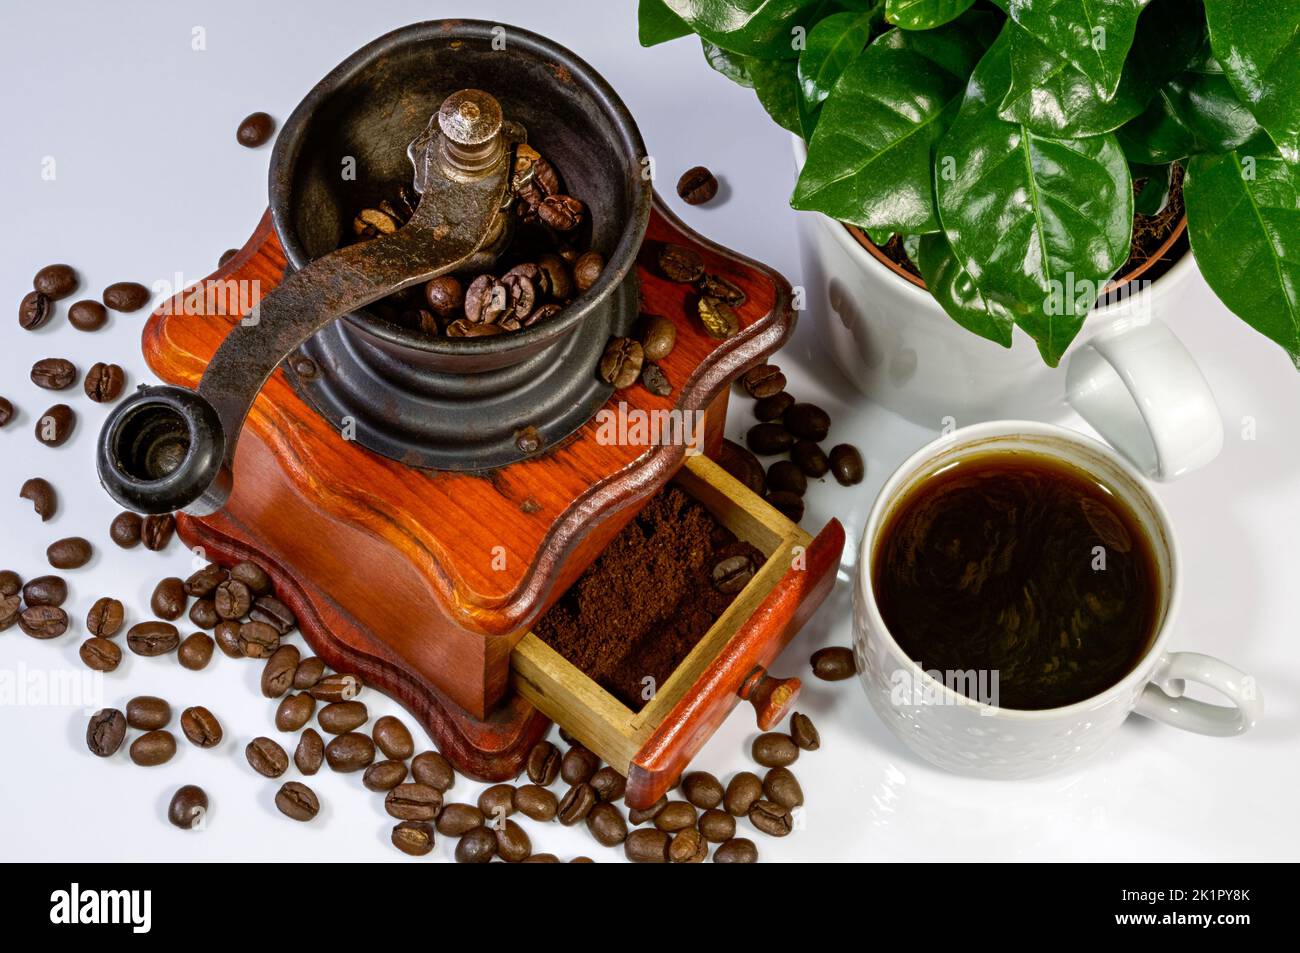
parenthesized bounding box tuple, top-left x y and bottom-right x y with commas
(873, 450, 1160, 710)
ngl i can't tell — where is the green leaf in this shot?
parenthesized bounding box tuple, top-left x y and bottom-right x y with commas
(703, 40, 757, 86)
(639, 0, 693, 46)
(935, 30, 1133, 366)
(1204, 0, 1300, 165)
(885, 0, 975, 30)
(663, 0, 826, 58)
(997, 0, 1150, 101)
(752, 58, 805, 134)
(798, 10, 879, 113)
(791, 18, 997, 235)
(916, 232, 1016, 346)
(1185, 151, 1300, 367)
(1131, 163, 1173, 215)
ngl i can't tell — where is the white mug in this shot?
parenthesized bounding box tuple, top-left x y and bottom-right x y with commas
(852, 421, 1261, 779)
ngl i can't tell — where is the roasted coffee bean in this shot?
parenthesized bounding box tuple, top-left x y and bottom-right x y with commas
(572, 250, 604, 292)
(754, 391, 794, 422)
(783, 403, 831, 442)
(670, 828, 709, 863)
(411, 751, 455, 791)
(455, 826, 497, 863)
(492, 819, 531, 862)
(84, 363, 125, 403)
(628, 794, 668, 826)
(537, 194, 585, 231)
(169, 785, 208, 830)
(446, 318, 504, 338)
(587, 802, 628, 846)
(791, 440, 830, 478)
(102, 281, 150, 312)
(641, 362, 671, 397)
(599, 337, 643, 389)
(763, 766, 804, 809)
(353, 206, 399, 238)
(47, 537, 91, 570)
(250, 595, 296, 634)
(558, 782, 597, 825)
(698, 296, 739, 339)
(0, 570, 20, 597)
(34, 404, 75, 447)
(749, 799, 793, 837)
(717, 439, 765, 495)
(829, 443, 865, 485)
(526, 740, 561, 786)
(463, 274, 508, 324)
(180, 706, 222, 748)
(295, 728, 324, 775)
(515, 784, 559, 822)
(236, 112, 275, 147)
(746, 422, 794, 456)
(183, 564, 224, 599)
(127, 696, 172, 730)
(625, 827, 671, 863)
(391, 820, 435, 856)
(698, 272, 747, 307)
(766, 490, 804, 523)
(237, 621, 279, 659)
(188, 599, 217, 629)
(740, 364, 786, 399)
(790, 711, 820, 750)
(23, 574, 67, 607)
(213, 620, 242, 658)
(712, 554, 755, 594)
(364, 759, 410, 792)
(1, 595, 20, 632)
(218, 248, 239, 267)
(681, 771, 725, 810)
(19, 290, 51, 330)
(699, 808, 737, 843)
(658, 244, 704, 283)
(131, 730, 177, 767)
(318, 700, 368, 734)
(811, 646, 856, 681)
(149, 577, 186, 620)
(310, 672, 362, 702)
(325, 731, 375, 772)
(33, 263, 79, 300)
(292, 656, 325, 690)
(676, 165, 718, 205)
(260, 645, 300, 698)
(229, 560, 272, 595)
(126, 621, 179, 656)
(19, 605, 69, 639)
(500, 270, 538, 322)
(536, 253, 573, 299)
(590, 766, 626, 803)
(561, 745, 600, 785)
(385, 782, 442, 821)
(31, 358, 77, 390)
(437, 802, 485, 837)
(714, 837, 759, 863)
(522, 853, 560, 863)
(724, 771, 763, 817)
(110, 511, 142, 548)
(373, 715, 414, 760)
(0, 397, 12, 428)
(246, 736, 289, 778)
(275, 693, 316, 732)
(68, 299, 108, 331)
(19, 477, 56, 521)
(141, 513, 175, 551)
(213, 579, 251, 619)
(276, 781, 319, 821)
(654, 800, 698, 833)
(767, 460, 807, 497)
(637, 313, 677, 361)
(477, 783, 516, 823)
(86, 597, 125, 638)
(424, 275, 463, 316)
(79, 637, 122, 672)
(178, 632, 214, 670)
(751, 732, 799, 768)
(87, 709, 127, 757)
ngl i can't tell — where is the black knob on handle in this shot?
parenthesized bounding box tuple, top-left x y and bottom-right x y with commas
(97, 385, 231, 516)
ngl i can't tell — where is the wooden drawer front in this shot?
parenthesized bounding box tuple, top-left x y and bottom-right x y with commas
(511, 454, 845, 809)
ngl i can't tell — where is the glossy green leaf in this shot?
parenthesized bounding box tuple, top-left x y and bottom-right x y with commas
(1204, 0, 1300, 165)
(798, 10, 878, 112)
(1131, 163, 1173, 215)
(639, 0, 693, 46)
(916, 232, 1016, 346)
(702, 40, 757, 86)
(791, 19, 996, 234)
(935, 31, 1133, 365)
(885, 0, 975, 30)
(752, 58, 805, 135)
(998, 0, 1150, 101)
(663, 0, 825, 58)
(1185, 151, 1300, 367)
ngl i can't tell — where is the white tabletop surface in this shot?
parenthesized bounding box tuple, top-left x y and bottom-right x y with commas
(1, 0, 1296, 863)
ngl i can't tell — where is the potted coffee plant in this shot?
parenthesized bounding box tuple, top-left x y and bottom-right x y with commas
(640, 0, 1299, 448)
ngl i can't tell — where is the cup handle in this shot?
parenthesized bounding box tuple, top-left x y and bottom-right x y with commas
(1134, 651, 1262, 736)
(1065, 319, 1223, 480)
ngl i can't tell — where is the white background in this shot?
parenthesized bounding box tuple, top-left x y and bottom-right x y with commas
(1, 0, 1296, 863)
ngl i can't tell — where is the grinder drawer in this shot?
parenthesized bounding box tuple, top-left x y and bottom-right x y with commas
(510, 454, 844, 810)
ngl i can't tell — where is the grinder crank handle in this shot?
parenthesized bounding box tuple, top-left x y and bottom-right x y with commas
(97, 90, 521, 516)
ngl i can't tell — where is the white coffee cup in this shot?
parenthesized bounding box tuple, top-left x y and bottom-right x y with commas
(852, 420, 1261, 779)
